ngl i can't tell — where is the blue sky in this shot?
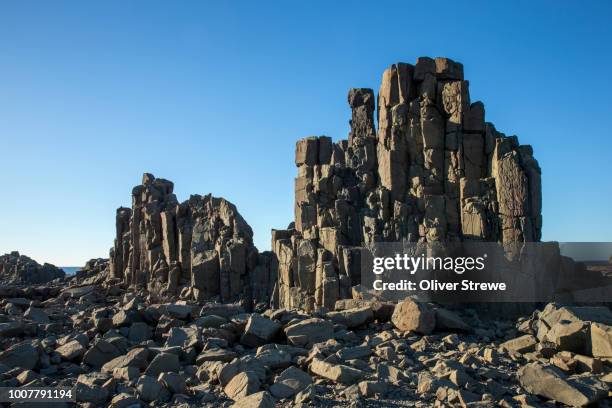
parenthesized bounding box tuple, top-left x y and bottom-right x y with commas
(1, 1, 611, 266)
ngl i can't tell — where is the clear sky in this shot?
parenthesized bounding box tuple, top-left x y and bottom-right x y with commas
(1, 1, 611, 266)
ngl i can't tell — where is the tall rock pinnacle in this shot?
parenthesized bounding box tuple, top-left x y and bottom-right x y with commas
(272, 57, 542, 311)
(108, 173, 276, 305)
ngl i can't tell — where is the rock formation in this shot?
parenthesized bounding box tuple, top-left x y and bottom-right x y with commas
(0, 251, 65, 284)
(108, 173, 276, 306)
(272, 57, 542, 310)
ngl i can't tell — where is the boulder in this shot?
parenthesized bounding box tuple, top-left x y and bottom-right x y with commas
(518, 362, 607, 406)
(590, 322, 612, 358)
(391, 299, 435, 334)
(284, 318, 334, 347)
(24, 307, 49, 323)
(326, 307, 374, 328)
(83, 339, 122, 368)
(269, 366, 313, 399)
(500, 335, 537, 353)
(0, 341, 39, 369)
(158, 371, 186, 394)
(102, 348, 149, 373)
(144, 352, 180, 377)
(224, 371, 261, 400)
(128, 322, 153, 342)
(56, 340, 86, 361)
(309, 359, 365, 384)
(240, 314, 281, 348)
(230, 391, 274, 408)
(136, 375, 166, 402)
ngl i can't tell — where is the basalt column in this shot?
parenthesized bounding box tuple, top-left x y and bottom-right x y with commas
(108, 173, 276, 306)
(273, 57, 542, 311)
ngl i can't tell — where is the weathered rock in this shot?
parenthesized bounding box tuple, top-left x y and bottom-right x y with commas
(224, 371, 261, 400)
(158, 371, 186, 394)
(108, 174, 275, 305)
(326, 306, 374, 328)
(241, 314, 281, 348)
(269, 366, 313, 399)
(75, 377, 109, 405)
(284, 318, 334, 347)
(0, 321, 25, 337)
(0, 251, 65, 284)
(196, 348, 237, 364)
(56, 340, 86, 361)
(391, 299, 435, 334)
(544, 320, 587, 353)
(309, 359, 365, 384)
(500, 334, 537, 354)
(24, 307, 49, 323)
(0, 341, 40, 369)
(272, 57, 544, 311)
(83, 339, 122, 368)
(590, 322, 612, 358)
(128, 322, 153, 342)
(518, 362, 607, 406)
(102, 348, 149, 373)
(358, 380, 388, 398)
(136, 375, 166, 402)
(230, 391, 274, 408)
(144, 352, 179, 377)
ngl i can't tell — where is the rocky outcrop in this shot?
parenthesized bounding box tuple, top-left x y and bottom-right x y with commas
(108, 173, 276, 306)
(72, 258, 109, 286)
(272, 57, 543, 311)
(0, 251, 65, 284)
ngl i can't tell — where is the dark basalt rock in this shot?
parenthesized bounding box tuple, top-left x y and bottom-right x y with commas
(108, 173, 276, 306)
(272, 57, 543, 311)
(0, 251, 65, 284)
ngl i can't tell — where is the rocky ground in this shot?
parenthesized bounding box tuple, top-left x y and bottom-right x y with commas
(0, 277, 610, 408)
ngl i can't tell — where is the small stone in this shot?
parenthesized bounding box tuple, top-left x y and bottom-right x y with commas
(196, 348, 237, 364)
(0, 342, 39, 369)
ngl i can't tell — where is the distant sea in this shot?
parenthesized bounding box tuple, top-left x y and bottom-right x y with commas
(60, 267, 80, 276)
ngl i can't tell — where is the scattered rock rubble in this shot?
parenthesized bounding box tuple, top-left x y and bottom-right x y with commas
(0, 285, 610, 407)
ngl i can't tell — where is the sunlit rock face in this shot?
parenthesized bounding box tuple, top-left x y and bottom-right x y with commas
(273, 57, 542, 311)
(109, 173, 276, 305)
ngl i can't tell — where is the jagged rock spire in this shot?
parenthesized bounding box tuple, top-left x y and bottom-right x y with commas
(273, 57, 542, 311)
